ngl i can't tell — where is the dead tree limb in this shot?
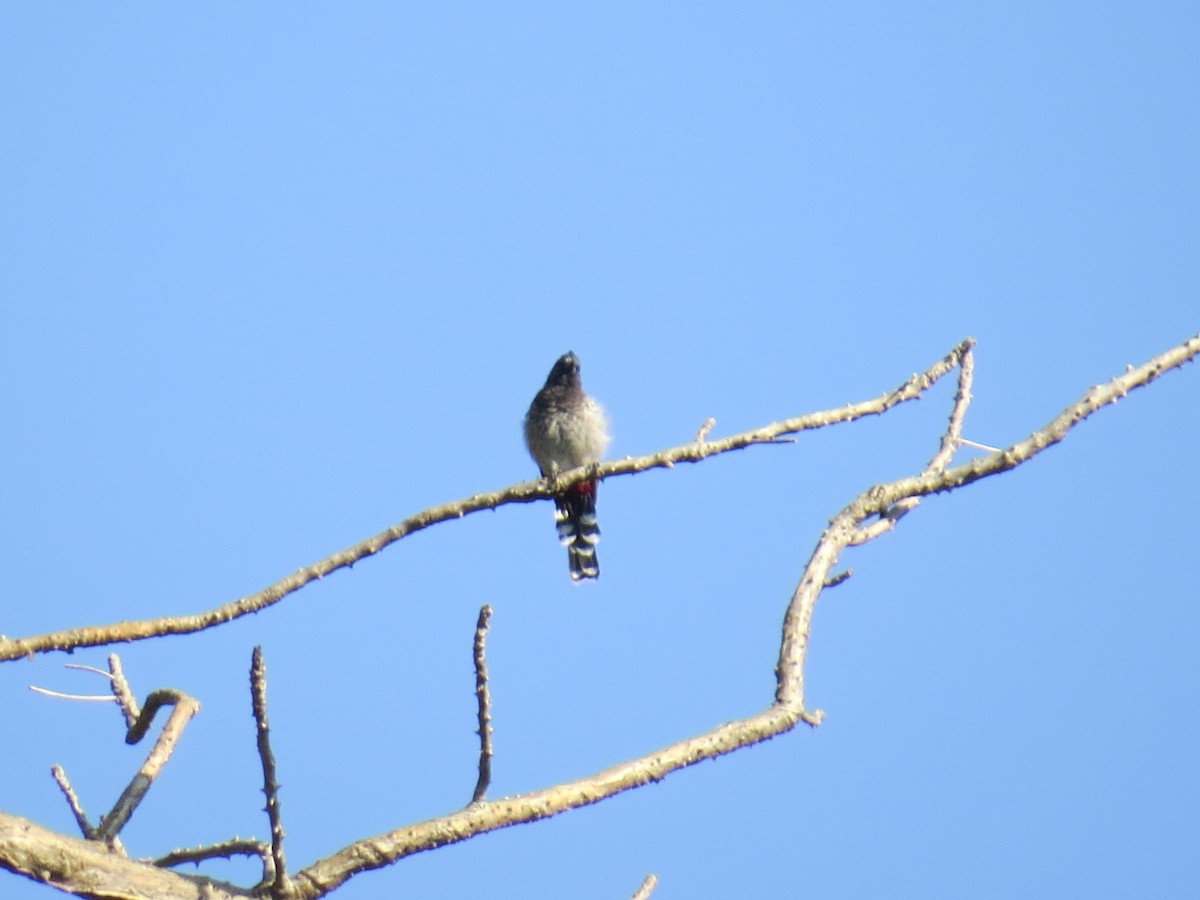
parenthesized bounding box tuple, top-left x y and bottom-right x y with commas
(0, 340, 974, 663)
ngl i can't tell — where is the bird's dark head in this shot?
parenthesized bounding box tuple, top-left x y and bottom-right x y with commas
(545, 351, 582, 388)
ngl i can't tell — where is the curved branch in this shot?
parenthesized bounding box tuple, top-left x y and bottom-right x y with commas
(0, 340, 974, 664)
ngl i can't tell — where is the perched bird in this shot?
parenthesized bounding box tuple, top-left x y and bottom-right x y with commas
(524, 352, 611, 581)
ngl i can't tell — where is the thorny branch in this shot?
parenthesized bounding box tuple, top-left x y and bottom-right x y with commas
(153, 838, 271, 871)
(250, 646, 290, 897)
(470, 606, 495, 805)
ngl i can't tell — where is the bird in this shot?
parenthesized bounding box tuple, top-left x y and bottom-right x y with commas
(524, 352, 611, 581)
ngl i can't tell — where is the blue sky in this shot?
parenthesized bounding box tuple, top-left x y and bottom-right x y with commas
(2, 4, 1197, 898)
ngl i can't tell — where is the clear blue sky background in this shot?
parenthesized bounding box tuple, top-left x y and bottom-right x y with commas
(2, 5, 1198, 899)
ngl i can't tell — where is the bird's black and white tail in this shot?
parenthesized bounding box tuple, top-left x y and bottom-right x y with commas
(555, 483, 601, 581)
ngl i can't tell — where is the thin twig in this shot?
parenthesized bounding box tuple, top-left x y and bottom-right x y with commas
(29, 686, 118, 702)
(470, 605, 494, 805)
(64, 663, 113, 678)
(30, 660, 121, 702)
(959, 437, 1002, 453)
(631, 873, 659, 900)
(152, 838, 270, 869)
(926, 339, 975, 474)
(50, 765, 94, 838)
(251, 646, 290, 896)
(861, 344, 975, 542)
(0, 340, 974, 665)
(695, 417, 716, 442)
(109, 654, 140, 730)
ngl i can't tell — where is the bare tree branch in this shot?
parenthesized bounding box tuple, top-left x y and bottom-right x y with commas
(0, 339, 974, 664)
(926, 338, 975, 474)
(153, 839, 270, 871)
(32, 659, 188, 855)
(776, 333, 1200, 708)
(469, 605, 495, 805)
(50, 765, 95, 840)
(96, 688, 201, 844)
(250, 646, 290, 897)
(109, 654, 140, 730)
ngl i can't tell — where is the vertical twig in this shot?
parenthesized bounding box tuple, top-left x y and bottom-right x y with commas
(251, 646, 290, 896)
(470, 605, 494, 805)
(926, 338, 976, 474)
(108, 654, 139, 729)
